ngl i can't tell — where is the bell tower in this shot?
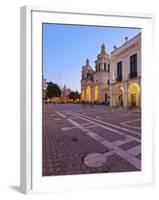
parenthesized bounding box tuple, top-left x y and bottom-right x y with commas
(81, 58, 94, 102)
(94, 44, 110, 102)
(95, 44, 110, 72)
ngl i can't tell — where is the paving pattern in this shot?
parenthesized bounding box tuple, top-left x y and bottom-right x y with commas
(43, 104, 141, 176)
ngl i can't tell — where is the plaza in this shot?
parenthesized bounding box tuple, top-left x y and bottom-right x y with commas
(43, 104, 141, 176)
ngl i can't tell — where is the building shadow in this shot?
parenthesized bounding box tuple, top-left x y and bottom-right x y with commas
(9, 185, 21, 193)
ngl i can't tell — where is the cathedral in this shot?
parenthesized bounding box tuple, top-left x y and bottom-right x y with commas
(81, 44, 110, 104)
(81, 33, 141, 108)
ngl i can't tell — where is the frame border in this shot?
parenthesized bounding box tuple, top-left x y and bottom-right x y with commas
(20, 6, 154, 194)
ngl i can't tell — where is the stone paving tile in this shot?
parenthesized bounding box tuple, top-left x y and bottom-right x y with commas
(89, 127, 125, 142)
(125, 120, 141, 127)
(136, 154, 141, 160)
(71, 118, 89, 124)
(106, 154, 139, 172)
(119, 140, 141, 151)
(106, 116, 139, 123)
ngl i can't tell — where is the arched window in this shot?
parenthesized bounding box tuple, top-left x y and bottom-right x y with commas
(95, 64, 97, 71)
(86, 86, 91, 102)
(98, 64, 100, 71)
(104, 63, 106, 71)
(81, 90, 85, 100)
(108, 64, 110, 72)
(130, 54, 137, 78)
(94, 85, 99, 101)
(87, 73, 89, 79)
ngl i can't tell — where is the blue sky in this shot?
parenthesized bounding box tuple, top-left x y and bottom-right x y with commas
(43, 24, 141, 92)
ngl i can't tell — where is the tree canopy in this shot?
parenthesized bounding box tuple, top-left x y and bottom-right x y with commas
(46, 82, 61, 99)
(68, 91, 80, 101)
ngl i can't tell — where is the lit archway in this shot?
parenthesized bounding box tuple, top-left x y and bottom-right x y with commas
(116, 86, 124, 107)
(105, 93, 107, 102)
(86, 85, 91, 102)
(81, 89, 85, 100)
(94, 85, 99, 101)
(128, 83, 140, 107)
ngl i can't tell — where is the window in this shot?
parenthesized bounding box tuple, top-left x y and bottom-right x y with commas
(117, 61, 122, 81)
(104, 63, 106, 71)
(98, 64, 100, 71)
(87, 73, 89, 79)
(91, 74, 94, 81)
(95, 64, 97, 72)
(107, 79, 110, 85)
(130, 54, 137, 78)
(108, 64, 110, 72)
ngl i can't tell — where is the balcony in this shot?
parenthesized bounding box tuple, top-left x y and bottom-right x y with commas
(116, 76, 122, 82)
(129, 72, 137, 79)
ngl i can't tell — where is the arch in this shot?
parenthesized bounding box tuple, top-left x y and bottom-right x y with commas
(116, 86, 124, 107)
(94, 85, 99, 101)
(81, 89, 85, 100)
(128, 83, 140, 107)
(86, 85, 91, 102)
(105, 93, 108, 102)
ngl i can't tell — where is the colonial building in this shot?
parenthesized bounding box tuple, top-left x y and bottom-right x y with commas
(60, 84, 71, 103)
(81, 33, 141, 108)
(109, 33, 141, 108)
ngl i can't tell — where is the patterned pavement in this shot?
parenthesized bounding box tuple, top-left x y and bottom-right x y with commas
(42, 104, 141, 176)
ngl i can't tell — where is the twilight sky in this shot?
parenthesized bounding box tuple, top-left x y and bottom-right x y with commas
(42, 24, 141, 92)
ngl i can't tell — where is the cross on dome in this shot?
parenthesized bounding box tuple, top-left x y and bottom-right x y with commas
(86, 58, 89, 66)
(101, 44, 106, 53)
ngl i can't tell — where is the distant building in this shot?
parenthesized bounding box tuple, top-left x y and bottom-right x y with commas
(81, 33, 141, 108)
(42, 76, 48, 99)
(60, 84, 71, 103)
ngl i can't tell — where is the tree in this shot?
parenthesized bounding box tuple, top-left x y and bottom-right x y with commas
(68, 91, 80, 101)
(46, 82, 61, 99)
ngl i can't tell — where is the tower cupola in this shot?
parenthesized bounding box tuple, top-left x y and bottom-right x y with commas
(95, 43, 110, 72)
(86, 58, 89, 66)
(101, 44, 106, 54)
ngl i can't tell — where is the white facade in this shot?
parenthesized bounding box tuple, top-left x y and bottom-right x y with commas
(110, 33, 141, 108)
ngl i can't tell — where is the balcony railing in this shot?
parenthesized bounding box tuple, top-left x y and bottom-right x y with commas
(116, 76, 122, 82)
(129, 72, 137, 79)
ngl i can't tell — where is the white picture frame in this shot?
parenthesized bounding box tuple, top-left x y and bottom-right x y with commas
(20, 6, 154, 194)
